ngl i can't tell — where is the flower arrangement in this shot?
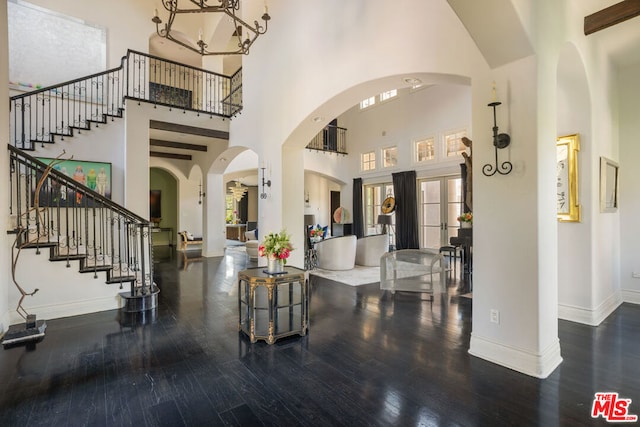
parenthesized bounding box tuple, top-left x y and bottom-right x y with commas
(259, 230, 293, 264)
(457, 212, 473, 223)
(309, 225, 324, 238)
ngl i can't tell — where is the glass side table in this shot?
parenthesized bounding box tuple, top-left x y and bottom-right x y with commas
(238, 267, 309, 344)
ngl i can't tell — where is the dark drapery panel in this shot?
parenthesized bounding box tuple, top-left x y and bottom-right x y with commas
(352, 178, 364, 238)
(392, 171, 419, 249)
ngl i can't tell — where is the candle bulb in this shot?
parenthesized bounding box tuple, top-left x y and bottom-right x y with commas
(198, 29, 203, 41)
(154, 8, 158, 17)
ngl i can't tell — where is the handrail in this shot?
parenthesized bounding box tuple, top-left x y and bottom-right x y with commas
(306, 124, 348, 154)
(9, 145, 154, 296)
(9, 54, 129, 102)
(8, 145, 147, 224)
(9, 50, 242, 150)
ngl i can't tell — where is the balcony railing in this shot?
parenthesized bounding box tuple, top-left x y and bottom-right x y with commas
(306, 124, 347, 154)
(9, 50, 242, 151)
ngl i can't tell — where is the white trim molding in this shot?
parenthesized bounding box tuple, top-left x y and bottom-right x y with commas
(8, 296, 120, 324)
(621, 289, 640, 305)
(469, 334, 563, 379)
(558, 291, 622, 326)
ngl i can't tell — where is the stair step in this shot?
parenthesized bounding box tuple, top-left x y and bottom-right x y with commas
(87, 119, 107, 125)
(79, 265, 112, 274)
(49, 254, 86, 262)
(70, 125, 90, 131)
(106, 275, 137, 284)
(21, 242, 59, 249)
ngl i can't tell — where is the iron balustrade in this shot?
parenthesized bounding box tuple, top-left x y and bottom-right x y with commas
(306, 124, 348, 154)
(9, 50, 242, 151)
(8, 145, 153, 297)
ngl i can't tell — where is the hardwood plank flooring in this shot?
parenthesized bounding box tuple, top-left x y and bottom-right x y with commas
(1, 246, 639, 426)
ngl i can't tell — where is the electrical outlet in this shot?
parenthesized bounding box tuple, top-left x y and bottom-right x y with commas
(633, 272, 640, 278)
(490, 309, 500, 324)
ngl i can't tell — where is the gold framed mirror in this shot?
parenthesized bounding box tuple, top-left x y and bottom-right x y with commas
(556, 134, 581, 222)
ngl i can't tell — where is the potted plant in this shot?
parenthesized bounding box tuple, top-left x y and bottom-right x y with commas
(457, 212, 473, 228)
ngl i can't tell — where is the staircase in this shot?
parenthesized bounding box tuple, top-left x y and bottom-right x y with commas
(7, 50, 242, 313)
(9, 146, 155, 310)
(9, 49, 242, 150)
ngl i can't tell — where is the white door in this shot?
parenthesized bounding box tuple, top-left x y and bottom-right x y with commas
(418, 177, 463, 249)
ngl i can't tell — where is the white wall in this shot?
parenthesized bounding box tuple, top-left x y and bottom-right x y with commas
(619, 62, 640, 303)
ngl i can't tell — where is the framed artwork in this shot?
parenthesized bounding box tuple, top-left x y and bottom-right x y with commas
(150, 190, 162, 223)
(36, 157, 112, 207)
(600, 157, 619, 213)
(556, 134, 581, 222)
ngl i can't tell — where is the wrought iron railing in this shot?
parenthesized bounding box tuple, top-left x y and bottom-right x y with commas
(9, 50, 242, 150)
(306, 124, 347, 154)
(8, 145, 154, 297)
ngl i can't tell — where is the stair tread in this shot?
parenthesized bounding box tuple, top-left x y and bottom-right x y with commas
(49, 254, 86, 261)
(79, 265, 113, 273)
(106, 275, 137, 284)
(21, 242, 59, 249)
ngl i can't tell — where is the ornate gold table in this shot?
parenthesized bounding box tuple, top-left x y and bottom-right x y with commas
(238, 267, 309, 344)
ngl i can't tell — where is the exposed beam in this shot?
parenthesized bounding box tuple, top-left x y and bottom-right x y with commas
(585, 0, 640, 35)
(150, 139, 208, 152)
(150, 151, 192, 161)
(150, 120, 229, 140)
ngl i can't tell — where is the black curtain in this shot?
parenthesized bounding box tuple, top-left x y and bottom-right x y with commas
(352, 178, 364, 238)
(392, 171, 419, 249)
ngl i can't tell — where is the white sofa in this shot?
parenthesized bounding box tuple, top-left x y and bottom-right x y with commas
(245, 230, 259, 260)
(315, 235, 357, 270)
(355, 234, 388, 266)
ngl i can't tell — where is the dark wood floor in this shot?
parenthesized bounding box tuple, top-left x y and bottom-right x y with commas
(1, 246, 639, 426)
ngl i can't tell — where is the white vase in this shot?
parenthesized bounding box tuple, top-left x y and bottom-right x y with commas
(461, 221, 472, 229)
(267, 257, 284, 274)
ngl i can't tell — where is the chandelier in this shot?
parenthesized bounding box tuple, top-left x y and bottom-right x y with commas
(152, 0, 271, 56)
(229, 180, 248, 202)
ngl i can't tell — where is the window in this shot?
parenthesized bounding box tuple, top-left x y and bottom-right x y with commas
(360, 96, 376, 109)
(362, 151, 376, 171)
(225, 194, 234, 223)
(379, 89, 397, 102)
(445, 129, 468, 157)
(382, 146, 398, 168)
(415, 137, 435, 162)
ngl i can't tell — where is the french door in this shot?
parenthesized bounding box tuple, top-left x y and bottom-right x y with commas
(418, 176, 463, 249)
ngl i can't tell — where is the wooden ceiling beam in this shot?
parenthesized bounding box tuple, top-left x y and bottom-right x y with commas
(150, 151, 192, 161)
(585, 0, 640, 35)
(150, 139, 208, 152)
(149, 120, 229, 140)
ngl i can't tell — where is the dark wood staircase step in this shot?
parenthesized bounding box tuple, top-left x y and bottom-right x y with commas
(49, 254, 87, 262)
(106, 275, 137, 285)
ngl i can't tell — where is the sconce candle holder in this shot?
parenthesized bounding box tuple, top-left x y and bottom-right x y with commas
(483, 101, 512, 176)
(198, 182, 205, 205)
(260, 166, 271, 199)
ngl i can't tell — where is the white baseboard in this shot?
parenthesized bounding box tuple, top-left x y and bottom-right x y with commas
(621, 288, 640, 305)
(8, 296, 120, 325)
(469, 334, 563, 378)
(203, 249, 224, 257)
(558, 291, 622, 326)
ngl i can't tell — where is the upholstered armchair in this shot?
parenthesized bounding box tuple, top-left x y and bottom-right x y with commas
(245, 229, 259, 260)
(314, 235, 357, 270)
(355, 234, 389, 267)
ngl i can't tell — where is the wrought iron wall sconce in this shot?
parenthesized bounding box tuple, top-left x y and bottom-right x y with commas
(198, 182, 205, 205)
(260, 166, 271, 199)
(482, 100, 512, 176)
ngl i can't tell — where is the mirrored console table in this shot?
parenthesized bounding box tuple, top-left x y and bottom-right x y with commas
(238, 267, 309, 344)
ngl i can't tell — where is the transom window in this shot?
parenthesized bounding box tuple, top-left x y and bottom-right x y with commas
(415, 137, 435, 162)
(380, 89, 397, 102)
(362, 151, 376, 171)
(382, 146, 397, 168)
(360, 96, 376, 109)
(445, 129, 468, 157)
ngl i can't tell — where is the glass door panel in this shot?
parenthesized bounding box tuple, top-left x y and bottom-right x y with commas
(418, 176, 462, 249)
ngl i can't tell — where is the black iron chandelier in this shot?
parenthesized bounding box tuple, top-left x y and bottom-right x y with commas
(152, 0, 271, 56)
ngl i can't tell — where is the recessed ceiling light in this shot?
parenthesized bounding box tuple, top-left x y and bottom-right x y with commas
(220, 157, 227, 162)
(403, 77, 422, 85)
(312, 116, 324, 123)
